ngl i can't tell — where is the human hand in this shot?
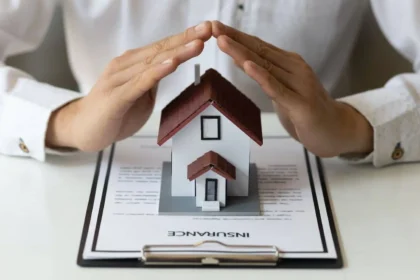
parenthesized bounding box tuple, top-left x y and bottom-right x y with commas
(46, 21, 212, 152)
(212, 21, 373, 157)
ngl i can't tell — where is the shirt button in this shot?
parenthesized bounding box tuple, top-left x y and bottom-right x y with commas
(391, 142, 404, 160)
(19, 138, 30, 153)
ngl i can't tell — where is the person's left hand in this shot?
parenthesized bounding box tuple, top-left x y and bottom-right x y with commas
(211, 21, 373, 158)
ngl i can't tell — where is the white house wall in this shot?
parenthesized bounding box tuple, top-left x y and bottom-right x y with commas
(172, 105, 250, 196)
(195, 170, 226, 207)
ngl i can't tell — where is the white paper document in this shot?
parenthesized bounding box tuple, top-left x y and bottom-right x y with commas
(81, 136, 339, 261)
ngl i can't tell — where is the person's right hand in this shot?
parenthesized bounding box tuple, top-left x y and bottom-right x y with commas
(46, 21, 212, 152)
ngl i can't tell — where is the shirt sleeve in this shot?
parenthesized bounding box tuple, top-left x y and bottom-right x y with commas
(337, 0, 420, 167)
(0, 0, 82, 161)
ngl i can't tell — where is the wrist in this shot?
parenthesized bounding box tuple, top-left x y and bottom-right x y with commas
(336, 101, 373, 156)
(46, 98, 82, 150)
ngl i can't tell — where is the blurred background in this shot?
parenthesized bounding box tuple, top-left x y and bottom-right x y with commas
(5, 4, 412, 99)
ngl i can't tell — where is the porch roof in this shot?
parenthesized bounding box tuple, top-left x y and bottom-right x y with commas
(187, 151, 236, 181)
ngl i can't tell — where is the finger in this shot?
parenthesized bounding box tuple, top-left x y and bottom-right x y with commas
(213, 20, 285, 53)
(110, 39, 204, 87)
(118, 58, 179, 103)
(217, 35, 297, 91)
(112, 21, 212, 72)
(212, 21, 299, 73)
(243, 60, 303, 110)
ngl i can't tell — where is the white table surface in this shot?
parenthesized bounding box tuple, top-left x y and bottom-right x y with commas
(1, 113, 419, 280)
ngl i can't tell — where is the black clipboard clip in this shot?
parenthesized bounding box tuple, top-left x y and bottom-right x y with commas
(141, 240, 281, 266)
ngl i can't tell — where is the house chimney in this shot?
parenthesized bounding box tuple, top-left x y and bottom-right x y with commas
(194, 63, 200, 85)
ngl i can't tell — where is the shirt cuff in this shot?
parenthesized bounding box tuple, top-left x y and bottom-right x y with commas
(336, 74, 420, 167)
(0, 79, 82, 161)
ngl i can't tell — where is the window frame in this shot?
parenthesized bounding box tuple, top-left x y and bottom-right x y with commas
(200, 116, 221, 140)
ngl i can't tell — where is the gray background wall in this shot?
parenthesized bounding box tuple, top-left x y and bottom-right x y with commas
(5, 5, 412, 95)
(5, 8, 79, 91)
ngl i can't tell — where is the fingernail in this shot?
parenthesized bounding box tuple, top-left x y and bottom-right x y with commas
(195, 22, 206, 32)
(221, 35, 232, 45)
(185, 41, 196, 48)
(223, 36, 232, 42)
(162, 59, 172, 64)
(216, 21, 224, 27)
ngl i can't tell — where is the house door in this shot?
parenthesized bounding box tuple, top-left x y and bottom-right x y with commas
(205, 179, 218, 201)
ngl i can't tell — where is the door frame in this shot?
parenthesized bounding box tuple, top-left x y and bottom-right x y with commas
(204, 178, 218, 201)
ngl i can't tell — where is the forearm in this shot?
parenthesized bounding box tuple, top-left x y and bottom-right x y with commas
(45, 98, 82, 150)
(335, 101, 373, 156)
(0, 75, 81, 160)
(338, 73, 420, 166)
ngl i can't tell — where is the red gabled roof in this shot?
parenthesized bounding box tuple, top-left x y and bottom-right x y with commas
(187, 151, 236, 181)
(157, 68, 263, 146)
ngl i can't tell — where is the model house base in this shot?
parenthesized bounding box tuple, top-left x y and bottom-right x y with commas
(158, 162, 261, 216)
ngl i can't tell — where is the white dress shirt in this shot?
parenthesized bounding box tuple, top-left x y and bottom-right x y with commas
(0, 0, 419, 167)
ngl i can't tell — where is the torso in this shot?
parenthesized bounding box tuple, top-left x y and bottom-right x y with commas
(60, 0, 368, 111)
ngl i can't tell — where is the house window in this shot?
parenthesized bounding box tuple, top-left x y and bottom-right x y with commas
(201, 116, 221, 140)
(205, 179, 218, 201)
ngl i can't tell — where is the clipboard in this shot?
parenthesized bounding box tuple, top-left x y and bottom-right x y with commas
(76, 142, 343, 269)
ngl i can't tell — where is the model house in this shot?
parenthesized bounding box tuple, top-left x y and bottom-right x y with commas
(157, 68, 263, 212)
